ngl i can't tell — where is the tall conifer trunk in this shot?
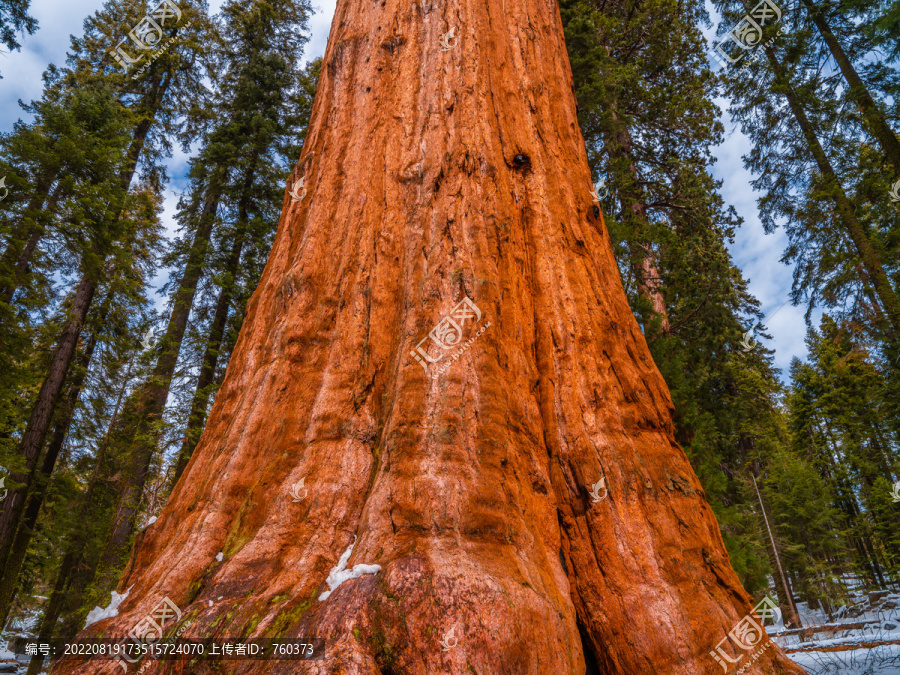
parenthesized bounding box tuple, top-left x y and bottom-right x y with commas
(798, 0, 900, 175)
(751, 471, 802, 629)
(0, 329, 99, 625)
(95, 181, 223, 591)
(55, 1, 805, 673)
(0, 275, 95, 562)
(0, 65, 172, 568)
(762, 45, 900, 339)
(610, 112, 671, 334)
(172, 216, 248, 486)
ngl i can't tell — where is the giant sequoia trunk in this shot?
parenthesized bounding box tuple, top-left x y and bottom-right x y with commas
(54, 1, 805, 673)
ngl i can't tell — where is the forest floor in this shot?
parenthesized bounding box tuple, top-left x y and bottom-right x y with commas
(2, 591, 900, 673)
(776, 590, 900, 674)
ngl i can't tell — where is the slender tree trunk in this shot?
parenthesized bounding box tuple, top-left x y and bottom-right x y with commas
(55, 1, 805, 673)
(23, 545, 72, 675)
(763, 43, 900, 339)
(751, 472, 802, 628)
(798, 0, 900, 175)
(171, 226, 246, 487)
(0, 330, 98, 625)
(34, 348, 139, 655)
(119, 72, 171, 194)
(824, 438, 888, 587)
(0, 275, 95, 564)
(94, 177, 224, 590)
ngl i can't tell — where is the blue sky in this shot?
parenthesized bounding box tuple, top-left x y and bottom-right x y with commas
(0, 0, 816, 382)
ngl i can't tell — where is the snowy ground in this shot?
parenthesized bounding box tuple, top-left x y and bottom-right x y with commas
(774, 590, 900, 674)
(0, 607, 43, 673)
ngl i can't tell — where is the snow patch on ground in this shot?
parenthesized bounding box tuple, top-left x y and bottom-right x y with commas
(83, 586, 133, 628)
(317, 536, 381, 601)
(788, 643, 900, 674)
(776, 584, 900, 674)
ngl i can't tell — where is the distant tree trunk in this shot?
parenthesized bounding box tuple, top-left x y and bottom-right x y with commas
(764, 42, 900, 339)
(29, 347, 139, 662)
(751, 472, 802, 628)
(0, 329, 98, 625)
(798, 0, 900, 175)
(55, 1, 806, 673)
(824, 435, 888, 587)
(94, 177, 224, 591)
(610, 112, 671, 334)
(24, 547, 70, 675)
(172, 223, 247, 487)
(0, 275, 95, 565)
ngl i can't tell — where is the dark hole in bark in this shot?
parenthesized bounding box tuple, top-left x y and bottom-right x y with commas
(375, 646, 402, 675)
(593, 205, 600, 218)
(559, 548, 569, 576)
(578, 618, 604, 675)
(512, 153, 531, 170)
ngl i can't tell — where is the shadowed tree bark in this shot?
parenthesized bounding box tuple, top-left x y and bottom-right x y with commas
(53, 0, 807, 673)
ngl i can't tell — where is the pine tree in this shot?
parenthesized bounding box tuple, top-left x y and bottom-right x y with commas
(711, 0, 900, 342)
(94, 0, 313, 596)
(796, 0, 900, 174)
(0, 0, 208, 624)
(0, 81, 136, 580)
(787, 315, 899, 597)
(0, 177, 164, 624)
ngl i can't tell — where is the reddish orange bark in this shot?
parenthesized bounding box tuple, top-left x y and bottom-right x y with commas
(52, 0, 805, 673)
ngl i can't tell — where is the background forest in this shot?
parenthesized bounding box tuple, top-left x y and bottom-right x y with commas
(0, 0, 897, 671)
